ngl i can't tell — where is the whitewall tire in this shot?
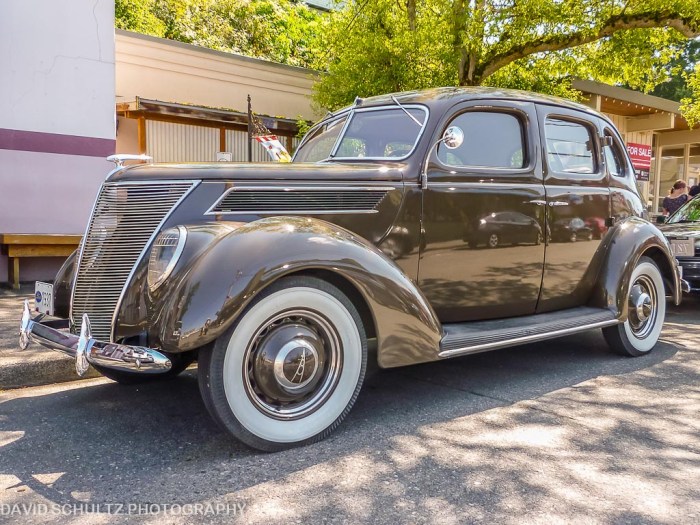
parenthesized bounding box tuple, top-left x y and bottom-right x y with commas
(198, 276, 367, 451)
(603, 256, 666, 357)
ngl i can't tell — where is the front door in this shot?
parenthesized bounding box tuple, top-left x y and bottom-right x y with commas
(419, 101, 546, 323)
(536, 105, 611, 311)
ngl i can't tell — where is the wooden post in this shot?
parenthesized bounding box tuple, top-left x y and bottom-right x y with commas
(247, 95, 253, 162)
(8, 257, 19, 290)
(219, 128, 226, 152)
(137, 117, 147, 154)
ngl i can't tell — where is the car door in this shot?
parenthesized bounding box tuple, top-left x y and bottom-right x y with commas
(536, 105, 611, 311)
(419, 100, 546, 323)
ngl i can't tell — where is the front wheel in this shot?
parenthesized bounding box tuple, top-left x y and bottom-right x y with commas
(603, 256, 666, 357)
(198, 276, 367, 451)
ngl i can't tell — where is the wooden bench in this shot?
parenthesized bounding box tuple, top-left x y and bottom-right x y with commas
(0, 234, 82, 289)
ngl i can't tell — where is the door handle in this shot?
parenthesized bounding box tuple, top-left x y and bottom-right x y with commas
(528, 199, 546, 206)
(548, 201, 569, 207)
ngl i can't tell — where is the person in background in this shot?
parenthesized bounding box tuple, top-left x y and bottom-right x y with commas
(662, 180, 688, 215)
(689, 185, 700, 198)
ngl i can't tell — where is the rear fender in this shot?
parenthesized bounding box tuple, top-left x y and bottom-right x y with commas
(153, 217, 442, 368)
(589, 217, 681, 317)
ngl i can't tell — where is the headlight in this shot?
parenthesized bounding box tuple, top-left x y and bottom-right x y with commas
(147, 226, 187, 291)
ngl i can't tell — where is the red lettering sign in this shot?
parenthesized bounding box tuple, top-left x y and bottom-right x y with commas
(626, 142, 652, 170)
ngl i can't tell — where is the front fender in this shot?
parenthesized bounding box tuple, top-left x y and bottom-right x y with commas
(589, 217, 681, 317)
(153, 217, 442, 368)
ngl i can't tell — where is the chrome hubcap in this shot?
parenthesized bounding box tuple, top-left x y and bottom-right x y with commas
(243, 309, 342, 420)
(628, 276, 657, 339)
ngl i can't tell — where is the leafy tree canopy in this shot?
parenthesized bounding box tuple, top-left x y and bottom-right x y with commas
(115, 0, 324, 68)
(312, 0, 700, 123)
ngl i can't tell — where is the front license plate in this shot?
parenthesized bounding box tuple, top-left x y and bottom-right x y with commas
(670, 238, 695, 257)
(34, 282, 54, 316)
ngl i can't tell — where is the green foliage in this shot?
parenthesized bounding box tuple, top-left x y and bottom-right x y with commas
(115, 0, 165, 35)
(115, 0, 324, 68)
(313, 0, 700, 116)
(680, 64, 700, 127)
(295, 116, 312, 139)
(650, 39, 700, 101)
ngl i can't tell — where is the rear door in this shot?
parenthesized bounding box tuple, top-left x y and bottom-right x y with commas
(419, 100, 546, 322)
(536, 105, 611, 311)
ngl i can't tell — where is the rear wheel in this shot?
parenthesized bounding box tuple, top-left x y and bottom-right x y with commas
(198, 276, 367, 451)
(603, 256, 666, 357)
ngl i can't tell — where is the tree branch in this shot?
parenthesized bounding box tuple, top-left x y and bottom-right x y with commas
(476, 10, 700, 82)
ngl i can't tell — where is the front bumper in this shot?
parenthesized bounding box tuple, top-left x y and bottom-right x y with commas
(19, 301, 172, 377)
(678, 257, 700, 293)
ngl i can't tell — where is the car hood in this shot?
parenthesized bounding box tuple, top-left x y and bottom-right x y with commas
(658, 222, 700, 239)
(107, 161, 408, 184)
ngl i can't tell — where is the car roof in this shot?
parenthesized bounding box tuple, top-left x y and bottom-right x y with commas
(342, 86, 598, 117)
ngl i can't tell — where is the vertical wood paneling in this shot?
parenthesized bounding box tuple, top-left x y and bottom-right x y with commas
(146, 121, 219, 162)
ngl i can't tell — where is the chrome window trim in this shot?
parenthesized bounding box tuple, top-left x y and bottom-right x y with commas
(204, 185, 397, 216)
(292, 112, 351, 163)
(432, 106, 534, 174)
(292, 105, 429, 163)
(110, 180, 200, 342)
(330, 105, 429, 161)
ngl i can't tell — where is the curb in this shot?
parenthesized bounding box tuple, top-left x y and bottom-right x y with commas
(0, 286, 101, 389)
(0, 353, 101, 390)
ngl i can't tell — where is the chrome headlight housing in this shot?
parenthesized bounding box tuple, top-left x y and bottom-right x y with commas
(148, 226, 187, 291)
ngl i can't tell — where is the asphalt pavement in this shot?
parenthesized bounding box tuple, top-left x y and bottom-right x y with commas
(0, 296, 698, 524)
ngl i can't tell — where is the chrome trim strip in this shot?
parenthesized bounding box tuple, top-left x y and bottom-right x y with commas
(204, 185, 397, 216)
(428, 181, 547, 189)
(438, 319, 620, 359)
(110, 180, 200, 342)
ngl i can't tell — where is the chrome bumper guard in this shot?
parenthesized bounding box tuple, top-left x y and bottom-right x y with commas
(681, 279, 692, 293)
(19, 301, 172, 377)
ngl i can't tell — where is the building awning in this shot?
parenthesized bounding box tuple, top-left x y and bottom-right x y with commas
(117, 97, 302, 135)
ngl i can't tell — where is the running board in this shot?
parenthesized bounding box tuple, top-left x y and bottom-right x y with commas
(439, 307, 618, 359)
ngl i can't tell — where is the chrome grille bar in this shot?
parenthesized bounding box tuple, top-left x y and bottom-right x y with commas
(71, 181, 196, 341)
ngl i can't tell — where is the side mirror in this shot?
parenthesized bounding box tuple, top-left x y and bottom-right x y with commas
(656, 215, 666, 224)
(443, 126, 464, 150)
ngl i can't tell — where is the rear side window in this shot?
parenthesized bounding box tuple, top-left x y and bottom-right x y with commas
(437, 111, 525, 169)
(545, 118, 596, 174)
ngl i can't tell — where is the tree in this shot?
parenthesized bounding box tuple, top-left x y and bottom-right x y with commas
(312, 0, 700, 113)
(115, 0, 324, 68)
(651, 38, 700, 101)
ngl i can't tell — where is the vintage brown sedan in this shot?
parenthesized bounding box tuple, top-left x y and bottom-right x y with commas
(20, 87, 685, 451)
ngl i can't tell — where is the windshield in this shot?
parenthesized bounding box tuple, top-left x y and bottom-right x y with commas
(668, 196, 700, 223)
(294, 106, 428, 162)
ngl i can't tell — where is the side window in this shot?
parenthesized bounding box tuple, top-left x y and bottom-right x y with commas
(545, 118, 596, 174)
(294, 116, 348, 162)
(604, 131, 627, 178)
(437, 111, 525, 169)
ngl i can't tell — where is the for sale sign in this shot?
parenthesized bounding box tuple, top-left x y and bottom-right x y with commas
(626, 142, 651, 181)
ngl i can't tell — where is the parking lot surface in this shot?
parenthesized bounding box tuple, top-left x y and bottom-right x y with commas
(0, 295, 698, 524)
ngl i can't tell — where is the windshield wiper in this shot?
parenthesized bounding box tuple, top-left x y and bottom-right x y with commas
(390, 95, 422, 127)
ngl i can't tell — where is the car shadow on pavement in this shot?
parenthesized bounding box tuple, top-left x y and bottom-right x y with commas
(0, 301, 698, 523)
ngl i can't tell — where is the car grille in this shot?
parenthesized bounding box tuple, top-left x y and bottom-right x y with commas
(71, 182, 195, 341)
(211, 187, 390, 214)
